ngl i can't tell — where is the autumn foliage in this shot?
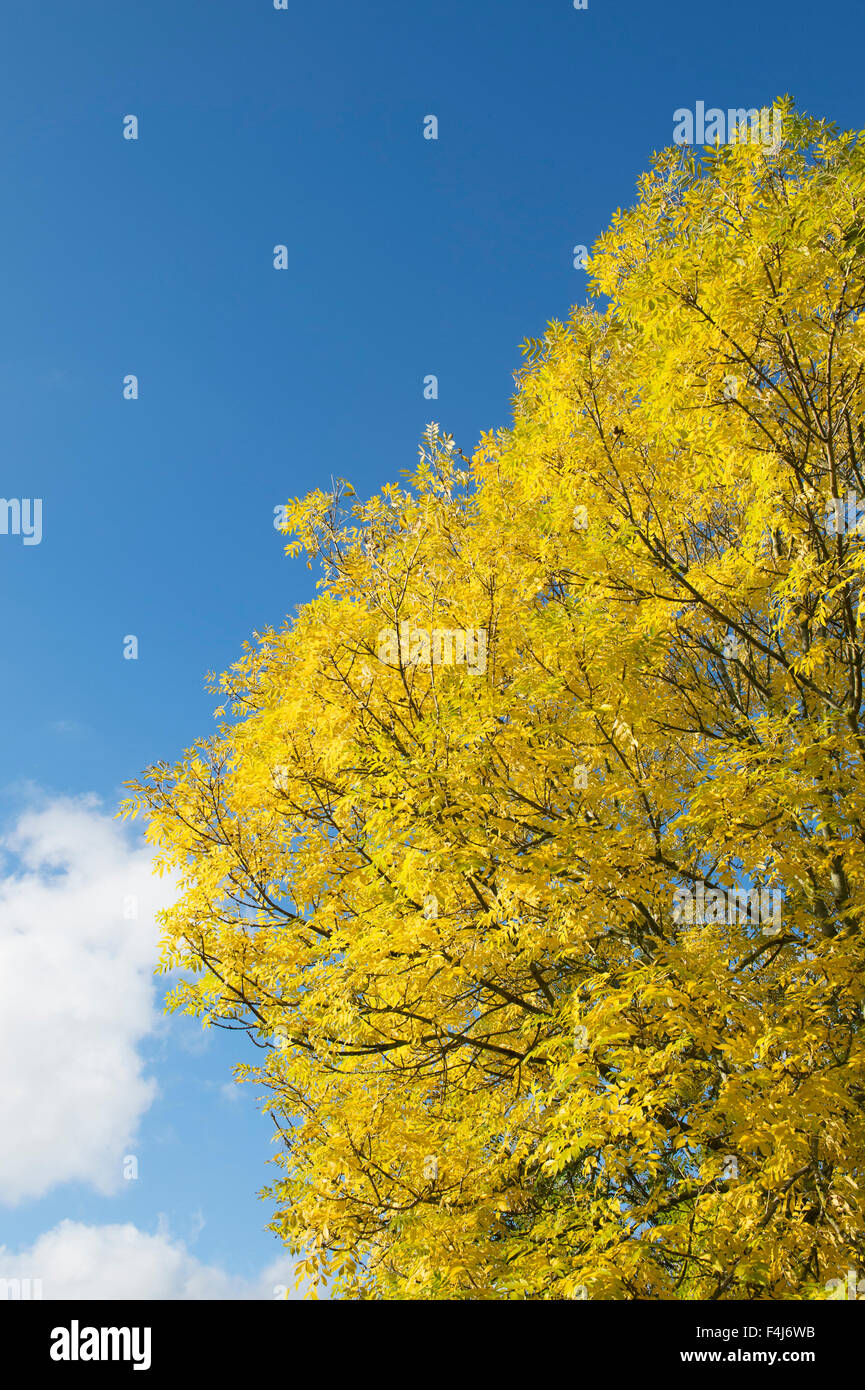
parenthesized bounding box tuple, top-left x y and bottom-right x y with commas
(126, 104, 865, 1299)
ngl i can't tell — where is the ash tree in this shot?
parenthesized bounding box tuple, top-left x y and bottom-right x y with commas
(127, 102, 865, 1299)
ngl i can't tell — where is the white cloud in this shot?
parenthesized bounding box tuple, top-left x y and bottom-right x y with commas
(0, 1219, 302, 1300)
(0, 794, 174, 1204)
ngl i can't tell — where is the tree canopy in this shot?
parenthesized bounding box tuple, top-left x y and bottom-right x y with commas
(125, 103, 865, 1299)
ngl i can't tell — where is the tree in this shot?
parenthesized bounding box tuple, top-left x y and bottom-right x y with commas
(125, 102, 865, 1299)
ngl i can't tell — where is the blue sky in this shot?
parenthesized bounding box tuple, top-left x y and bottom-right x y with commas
(0, 0, 862, 1298)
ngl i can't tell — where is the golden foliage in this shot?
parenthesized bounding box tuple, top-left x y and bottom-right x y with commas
(125, 103, 865, 1299)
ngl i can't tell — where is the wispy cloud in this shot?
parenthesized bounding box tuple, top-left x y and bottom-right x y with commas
(0, 1219, 303, 1300)
(0, 793, 175, 1204)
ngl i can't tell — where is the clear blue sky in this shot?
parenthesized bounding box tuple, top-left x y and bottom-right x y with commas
(0, 0, 862, 1294)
